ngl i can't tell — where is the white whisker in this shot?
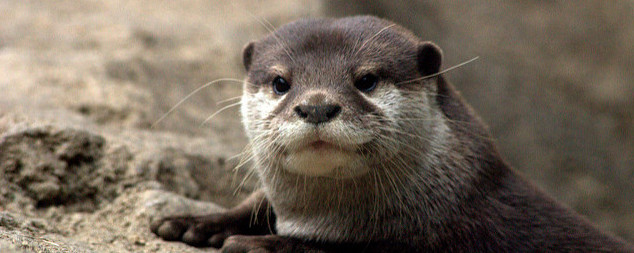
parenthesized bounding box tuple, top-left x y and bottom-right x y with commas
(396, 56, 480, 85)
(199, 101, 242, 127)
(216, 96, 242, 106)
(151, 78, 243, 128)
(355, 24, 396, 56)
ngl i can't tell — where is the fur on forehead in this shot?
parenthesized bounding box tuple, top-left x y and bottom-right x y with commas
(242, 16, 442, 83)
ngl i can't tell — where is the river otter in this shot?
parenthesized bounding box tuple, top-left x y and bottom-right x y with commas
(151, 16, 633, 252)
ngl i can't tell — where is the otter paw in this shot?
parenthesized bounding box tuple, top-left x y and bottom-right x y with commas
(220, 235, 289, 253)
(150, 214, 239, 248)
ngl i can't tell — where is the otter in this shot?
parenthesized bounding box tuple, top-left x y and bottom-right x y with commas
(151, 16, 633, 252)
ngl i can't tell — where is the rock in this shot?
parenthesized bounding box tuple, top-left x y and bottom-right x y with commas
(0, 127, 109, 211)
(0, 212, 20, 229)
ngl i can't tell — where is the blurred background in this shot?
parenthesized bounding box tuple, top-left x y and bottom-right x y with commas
(2, 0, 632, 241)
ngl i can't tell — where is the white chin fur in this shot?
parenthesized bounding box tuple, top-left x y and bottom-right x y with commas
(283, 148, 367, 178)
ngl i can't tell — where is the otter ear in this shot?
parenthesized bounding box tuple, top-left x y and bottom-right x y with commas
(417, 41, 443, 76)
(242, 42, 255, 71)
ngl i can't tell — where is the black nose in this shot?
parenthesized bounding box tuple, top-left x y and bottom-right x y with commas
(294, 104, 342, 124)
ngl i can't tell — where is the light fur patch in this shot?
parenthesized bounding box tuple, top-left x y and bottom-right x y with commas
(274, 119, 371, 178)
(241, 88, 278, 140)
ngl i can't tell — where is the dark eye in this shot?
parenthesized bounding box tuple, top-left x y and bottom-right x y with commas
(354, 74, 378, 92)
(272, 76, 290, 95)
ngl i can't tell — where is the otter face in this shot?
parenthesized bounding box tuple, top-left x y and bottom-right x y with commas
(240, 16, 442, 179)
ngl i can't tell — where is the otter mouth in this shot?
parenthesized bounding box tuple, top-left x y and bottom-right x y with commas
(292, 137, 362, 155)
(301, 140, 345, 152)
(276, 131, 373, 177)
(309, 140, 330, 149)
(271, 124, 377, 177)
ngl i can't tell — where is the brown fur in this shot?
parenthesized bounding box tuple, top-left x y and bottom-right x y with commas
(152, 16, 633, 252)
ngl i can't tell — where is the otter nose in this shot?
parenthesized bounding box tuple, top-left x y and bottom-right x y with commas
(294, 104, 342, 124)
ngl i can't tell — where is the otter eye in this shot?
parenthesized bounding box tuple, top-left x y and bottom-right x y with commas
(354, 74, 378, 92)
(272, 76, 290, 95)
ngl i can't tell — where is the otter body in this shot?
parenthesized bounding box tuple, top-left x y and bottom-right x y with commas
(152, 16, 633, 252)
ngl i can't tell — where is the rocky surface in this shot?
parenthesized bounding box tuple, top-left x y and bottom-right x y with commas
(0, 0, 632, 252)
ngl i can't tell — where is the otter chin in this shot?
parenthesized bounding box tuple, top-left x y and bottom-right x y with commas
(283, 140, 368, 178)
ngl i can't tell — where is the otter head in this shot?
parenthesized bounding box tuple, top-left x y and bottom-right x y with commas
(240, 16, 443, 179)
